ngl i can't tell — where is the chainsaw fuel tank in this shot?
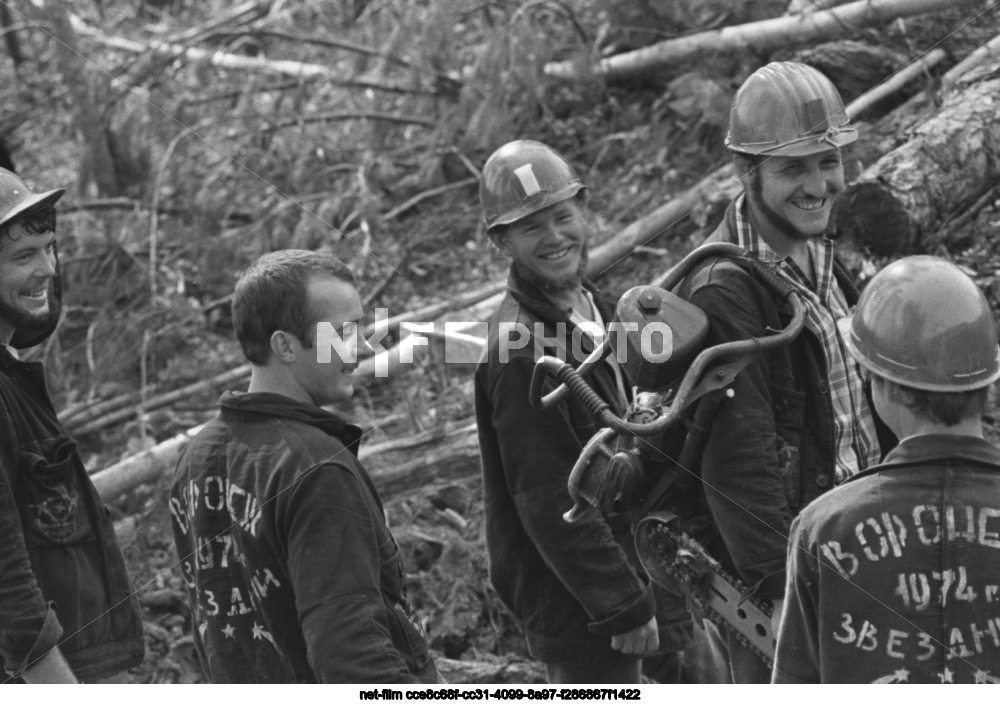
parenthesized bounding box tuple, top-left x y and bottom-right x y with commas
(612, 286, 709, 392)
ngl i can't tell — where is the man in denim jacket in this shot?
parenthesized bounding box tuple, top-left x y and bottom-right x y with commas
(170, 250, 438, 683)
(475, 141, 693, 683)
(0, 168, 144, 683)
(774, 256, 1000, 683)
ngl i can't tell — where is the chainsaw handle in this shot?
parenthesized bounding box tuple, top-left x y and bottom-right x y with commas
(529, 292, 806, 438)
(528, 337, 608, 410)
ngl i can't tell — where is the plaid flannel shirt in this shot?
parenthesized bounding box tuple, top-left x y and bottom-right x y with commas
(733, 194, 880, 482)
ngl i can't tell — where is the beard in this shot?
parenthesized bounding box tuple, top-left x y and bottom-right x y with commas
(746, 170, 824, 243)
(513, 240, 589, 294)
(6, 280, 61, 349)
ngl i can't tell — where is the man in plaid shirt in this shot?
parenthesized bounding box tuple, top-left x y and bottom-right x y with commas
(674, 62, 893, 682)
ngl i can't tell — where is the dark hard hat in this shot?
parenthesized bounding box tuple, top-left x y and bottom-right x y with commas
(0, 168, 65, 229)
(726, 62, 857, 157)
(479, 140, 585, 233)
(838, 256, 1000, 392)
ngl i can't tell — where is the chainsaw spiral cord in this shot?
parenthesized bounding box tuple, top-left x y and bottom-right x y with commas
(553, 365, 610, 418)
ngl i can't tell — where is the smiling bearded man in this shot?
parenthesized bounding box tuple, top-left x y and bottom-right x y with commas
(672, 62, 896, 683)
(0, 168, 144, 684)
(474, 140, 694, 684)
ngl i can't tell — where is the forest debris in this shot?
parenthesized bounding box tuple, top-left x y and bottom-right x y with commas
(435, 656, 545, 685)
(788, 40, 909, 103)
(544, 0, 974, 84)
(437, 508, 469, 532)
(845, 47, 946, 119)
(942, 30, 1000, 90)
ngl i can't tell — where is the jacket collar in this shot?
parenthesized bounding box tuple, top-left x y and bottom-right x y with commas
(0, 344, 18, 368)
(846, 433, 1000, 482)
(218, 391, 364, 456)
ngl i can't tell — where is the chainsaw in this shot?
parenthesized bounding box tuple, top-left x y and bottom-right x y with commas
(528, 243, 804, 664)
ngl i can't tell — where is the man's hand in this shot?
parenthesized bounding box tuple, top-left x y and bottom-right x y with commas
(770, 598, 785, 639)
(610, 616, 659, 656)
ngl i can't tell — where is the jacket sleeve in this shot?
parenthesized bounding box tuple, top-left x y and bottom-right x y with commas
(277, 464, 424, 684)
(772, 514, 821, 683)
(0, 396, 64, 677)
(490, 357, 655, 636)
(686, 274, 792, 600)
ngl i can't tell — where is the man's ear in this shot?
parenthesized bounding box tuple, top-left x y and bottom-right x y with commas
(733, 154, 755, 189)
(269, 330, 299, 363)
(488, 230, 511, 257)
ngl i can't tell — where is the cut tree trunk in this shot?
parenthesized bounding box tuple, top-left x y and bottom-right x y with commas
(835, 67, 1000, 255)
(545, 0, 975, 84)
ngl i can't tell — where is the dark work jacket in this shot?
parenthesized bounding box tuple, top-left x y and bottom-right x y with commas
(474, 266, 693, 664)
(169, 392, 437, 684)
(774, 434, 1000, 683)
(0, 347, 144, 681)
(675, 201, 893, 600)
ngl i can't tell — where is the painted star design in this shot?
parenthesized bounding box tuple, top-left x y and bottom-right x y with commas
(937, 667, 954, 684)
(894, 669, 909, 683)
(221, 623, 235, 639)
(974, 669, 1000, 684)
(252, 621, 277, 648)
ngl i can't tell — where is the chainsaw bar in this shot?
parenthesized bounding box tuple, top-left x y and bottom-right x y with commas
(635, 514, 776, 666)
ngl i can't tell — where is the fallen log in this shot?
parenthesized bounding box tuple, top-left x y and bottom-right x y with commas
(789, 40, 910, 104)
(544, 0, 974, 84)
(941, 30, 1000, 91)
(92, 417, 480, 503)
(68, 14, 450, 93)
(589, 162, 741, 275)
(845, 48, 946, 119)
(835, 67, 1000, 255)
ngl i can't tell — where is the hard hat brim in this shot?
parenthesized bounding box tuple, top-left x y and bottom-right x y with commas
(485, 183, 584, 232)
(727, 127, 858, 158)
(838, 315, 1000, 393)
(0, 186, 65, 229)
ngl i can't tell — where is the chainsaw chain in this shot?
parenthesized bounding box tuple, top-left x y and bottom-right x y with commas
(642, 519, 775, 667)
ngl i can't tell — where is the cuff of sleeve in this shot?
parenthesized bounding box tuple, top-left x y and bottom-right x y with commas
(4, 603, 64, 678)
(586, 579, 656, 636)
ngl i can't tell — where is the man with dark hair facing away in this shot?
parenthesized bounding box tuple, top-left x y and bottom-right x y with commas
(0, 168, 144, 683)
(170, 250, 438, 683)
(475, 140, 694, 683)
(774, 256, 1000, 683)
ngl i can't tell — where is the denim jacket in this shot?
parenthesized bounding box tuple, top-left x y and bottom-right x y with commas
(0, 347, 144, 681)
(775, 434, 1000, 683)
(675, 202, 893, 599)
(170, 391, 437, 683)
(474, 266, 693, 663)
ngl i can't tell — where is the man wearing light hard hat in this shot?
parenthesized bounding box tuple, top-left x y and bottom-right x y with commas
(774, 256, 1000, 683)
(673, 62, 895, 682)
(474, 141, 694, 683)
(0, 168, 144, 683)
